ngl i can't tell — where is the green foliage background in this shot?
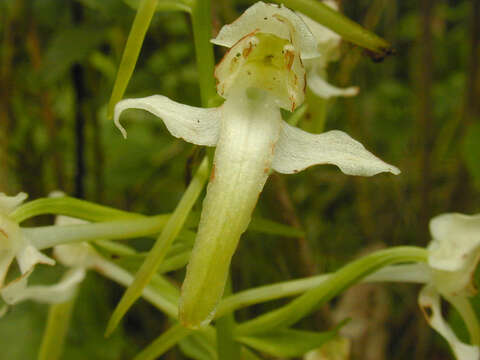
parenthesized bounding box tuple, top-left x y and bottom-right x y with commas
(0, 0, 479, 359)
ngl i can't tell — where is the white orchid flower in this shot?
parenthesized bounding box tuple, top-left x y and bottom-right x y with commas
(0, 193, 57, 305)
(417, 213, 480, 360)
(362, 214, 480, 359)
(114, 1, 399, 329)
(0, 193, 85, 308)
(298, 0, 359, 99)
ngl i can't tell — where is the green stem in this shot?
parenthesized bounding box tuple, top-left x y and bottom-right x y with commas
(287, 103, 308, 127)
(190, 0, 216, 106)
(302, 88, 327, 133)
(236, 247, 428, 335)
(25, 215, 169, 250)
(446, 295, 480, 346)
(105, 157, 209, 336)
(11, 196, 143, 223)
(274, 0, 393, 60)
(133, 323, 192, 360)
(217, 263, 430, 318)
(38, 292, 78, 360)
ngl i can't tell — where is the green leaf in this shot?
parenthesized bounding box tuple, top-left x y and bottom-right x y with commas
(237, 328, 338, 357)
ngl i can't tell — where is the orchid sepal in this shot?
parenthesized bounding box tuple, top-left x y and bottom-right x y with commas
(272, 121, 400, 176)
(114, 95, 221, 144)
(211, 1, 319, 59)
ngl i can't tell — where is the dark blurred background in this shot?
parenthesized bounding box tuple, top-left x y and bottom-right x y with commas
(0, 0, 479, 359)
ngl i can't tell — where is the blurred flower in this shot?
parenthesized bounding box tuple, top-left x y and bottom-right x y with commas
(115, 1, 399, 328)
(417, 213, 480, 360)
(298, 0, 359, 99)
(364, 213, 480, 359)
(0, 193, 84, 309)
(0, 193, 55, 299)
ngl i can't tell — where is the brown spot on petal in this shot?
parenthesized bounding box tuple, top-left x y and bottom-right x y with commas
(0, 228, 8, 239)
(210, 164, 216, 182)
(284, 50, 294, 70)
(242, 43, 253, 58)
(213, 30, 258, 81)
(420, 304, 433, 320)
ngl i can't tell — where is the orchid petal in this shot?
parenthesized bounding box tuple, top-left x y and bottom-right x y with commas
(307, 70, 359, 99)
(1, 267, 85, 305)
(429, 213, 480, 272)
(418, 285, 479, 360)
(54, 243, 98, 269)
(114, 95, 221, 145)
(272, 121, 400, 176)
(16, 244, 55, 275)
(428, 213, 480, 296)
(0, 193, 27, 215)
(211, 1, 319, 59)
(179, 88, 282, 328)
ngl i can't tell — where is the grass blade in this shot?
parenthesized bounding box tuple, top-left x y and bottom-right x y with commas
(133, 323, 191, 360)
(105, 157, 209, 336)
(107, 0, 159, 119)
